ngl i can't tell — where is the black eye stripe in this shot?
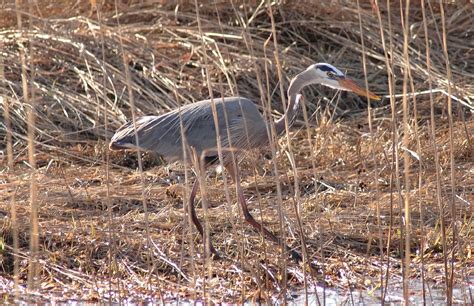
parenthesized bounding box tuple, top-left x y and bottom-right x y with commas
(317, 65, 335, 72)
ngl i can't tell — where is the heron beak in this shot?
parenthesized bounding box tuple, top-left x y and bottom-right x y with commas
(338, 78, 380, 101)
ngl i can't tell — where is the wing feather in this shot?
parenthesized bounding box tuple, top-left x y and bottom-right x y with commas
(110, 97, 268, 164)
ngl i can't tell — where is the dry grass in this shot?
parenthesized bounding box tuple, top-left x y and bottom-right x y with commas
(0, 0, 473, 303)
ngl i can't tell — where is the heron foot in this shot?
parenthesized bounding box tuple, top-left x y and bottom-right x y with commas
(210, 249, 222, 260)
(289, 248, 303, 263)
(204, 242, 221, 260)
(287, 247, 322, 275)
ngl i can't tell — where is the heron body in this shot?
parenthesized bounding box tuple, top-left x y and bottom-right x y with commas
(110, 63, 379, 262)
(110, 97, 268, 165)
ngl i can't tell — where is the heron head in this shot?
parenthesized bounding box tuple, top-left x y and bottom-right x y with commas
(308, 63, 380, 100)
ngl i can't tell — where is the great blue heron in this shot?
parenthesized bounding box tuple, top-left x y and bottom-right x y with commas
(110, 63, 379, 261)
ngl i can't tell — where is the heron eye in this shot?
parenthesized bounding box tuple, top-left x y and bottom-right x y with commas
(327, 71, 336, 79)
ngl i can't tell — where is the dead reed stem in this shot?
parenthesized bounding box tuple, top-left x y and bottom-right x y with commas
(439, 2, 458, 304)
(355, 0, 385, 299)
(193, 0, 214, 298)
(401, 0, 412, 302)
(1, 44, 18, 298)
(113, 0, 159, 302)
(14, 0, 40, 294)
(95, 1, 115, 302)
(268, 1, 290, 298)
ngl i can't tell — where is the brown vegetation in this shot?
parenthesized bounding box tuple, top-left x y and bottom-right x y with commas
(0, 0, 472, 303)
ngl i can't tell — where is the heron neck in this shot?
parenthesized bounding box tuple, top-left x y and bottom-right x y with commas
(275, 70, 313, 134)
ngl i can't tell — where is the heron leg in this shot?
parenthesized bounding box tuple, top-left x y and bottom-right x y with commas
(188, 179, 220, 259)
(226, 164, 302, 263)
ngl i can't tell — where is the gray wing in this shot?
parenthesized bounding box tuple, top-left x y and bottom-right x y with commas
(110, 97, 268, 163)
